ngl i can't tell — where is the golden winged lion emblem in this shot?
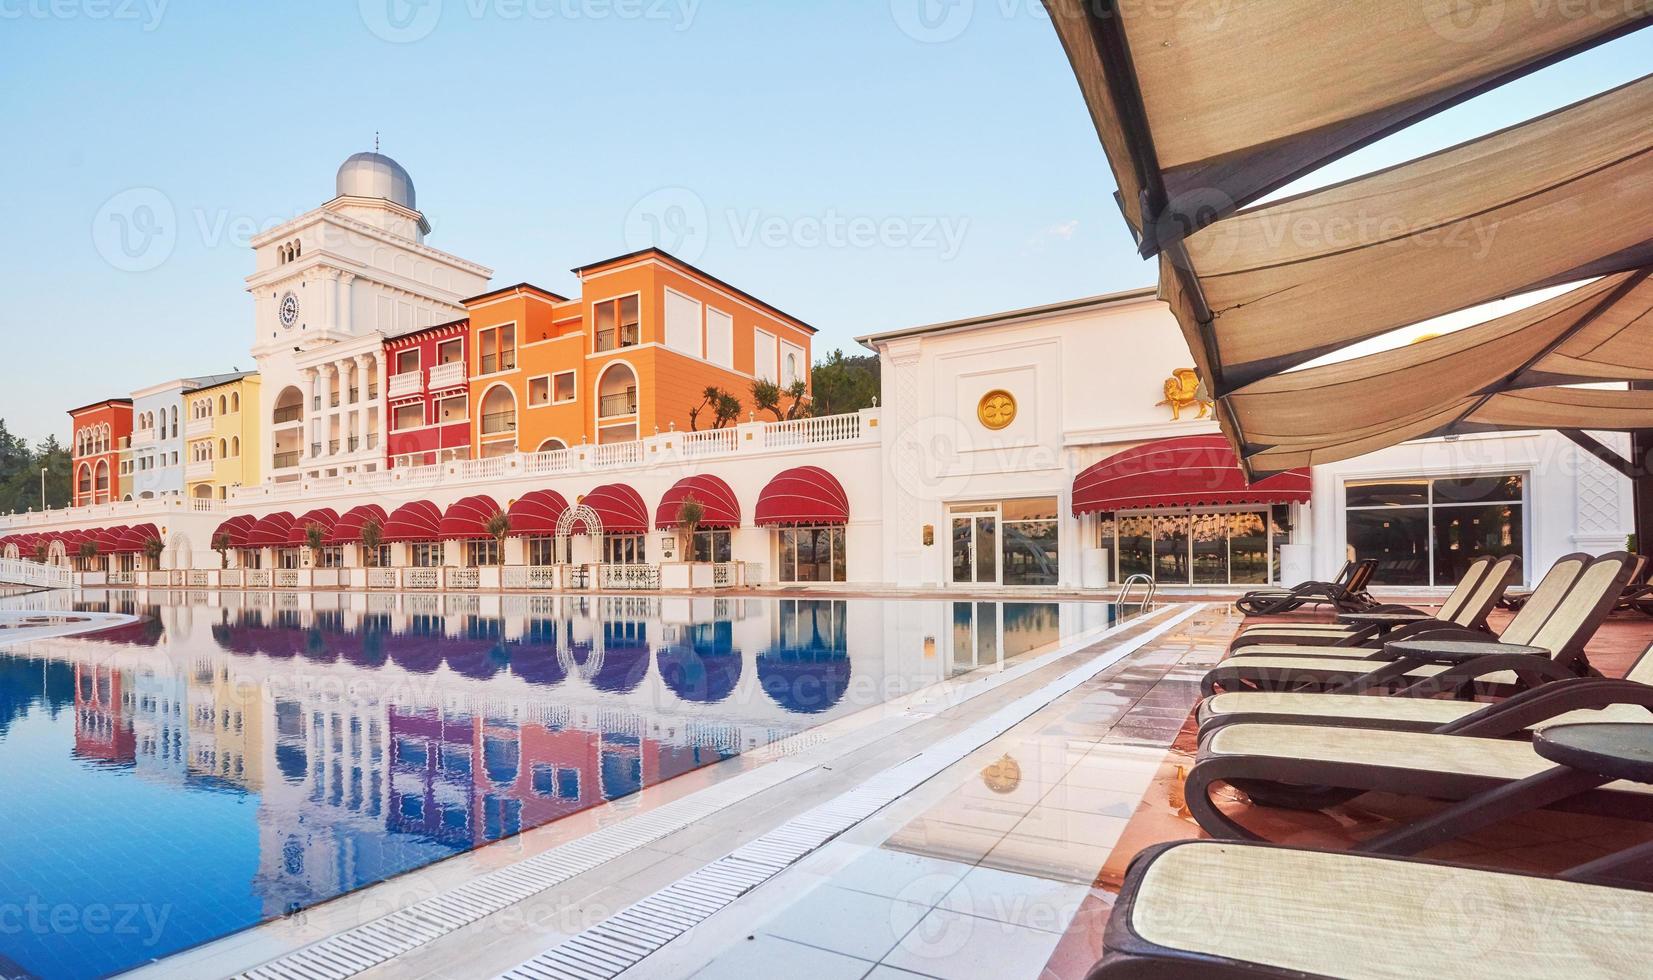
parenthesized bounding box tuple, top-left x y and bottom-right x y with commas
(1158, 368, 1213, 421)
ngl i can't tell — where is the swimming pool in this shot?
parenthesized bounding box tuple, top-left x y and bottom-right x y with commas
(0, 591, 1122, 979)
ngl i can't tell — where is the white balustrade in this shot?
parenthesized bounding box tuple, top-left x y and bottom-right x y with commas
(427, 361, 466, 391)
(404, 568, 440, 590)
(387, 372, 423, 399)
(523, 449, 571, 476)
(0, 558, 74, 590)
(246, 569, 272, 589)
(367, 568, 398, 590)
(680, 428, 738, 458)
(598, 564, 660, 591)
(220, 569, 244, 588)
(592, 441, 644, 469)
(762, 412, 862, 448)
(448, 567, 480, 590)
(274, 570, 301, 589)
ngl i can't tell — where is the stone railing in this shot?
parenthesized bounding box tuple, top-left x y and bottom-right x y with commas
(598, 564, 660, 591)
(222, 408, 879, 509)
(0, 493, 227, 531)
(503, 565, 561, 591)
(387, 371, 423, 399)
(404, 568, 441, 590)
(428, 361, 466, 391)
(712, 562, 737, 588)
(447, 567, 480, 590)
(274, 569, 301, 590)
(220, 569, 243, 588)
(246, 569, 272, 589)
(367, 568, 398, 590)
(0, 558, 74, 590)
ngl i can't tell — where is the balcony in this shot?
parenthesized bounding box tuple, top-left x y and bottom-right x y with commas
(595, 327, 640, 353)
(599, 390, 639, 418)
(186, 416, 212, 438)
(272, 451, 300, 470)
(387, 371, 423, 399)
(273, 405, 303, 426)
(481, 412, 517, 436)
(132, 428, 156, 446)
(479, 352, 517, 375)
(428, 361, 466, 391)
(186, 459, 213, 480)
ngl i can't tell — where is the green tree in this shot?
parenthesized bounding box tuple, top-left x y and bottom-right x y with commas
(674, 495, 704, 561)
(360, 518, 385, 568)
(305, 523, 327, 566)
(808, 349, 880, 417)
(142, 536, 166, 571)
(485, 510, 512, 567)
(212, 532, 232, 569)
(714, 393, 742, 429)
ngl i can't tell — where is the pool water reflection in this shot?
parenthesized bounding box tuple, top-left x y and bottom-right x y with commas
(0, 591, 1119, 979)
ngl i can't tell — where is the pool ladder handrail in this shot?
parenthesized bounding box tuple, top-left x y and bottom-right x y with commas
(1117, 573, 1157, 612)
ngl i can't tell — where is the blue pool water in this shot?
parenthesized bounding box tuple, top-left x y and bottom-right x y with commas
(0, 592, 1119, 979)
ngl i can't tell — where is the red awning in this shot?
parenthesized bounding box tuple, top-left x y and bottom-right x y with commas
(440, 495, 505, 540)
(287, 509, 341, 547)
(507, 490, 569, 537)
(656, 474, 741, 530)
(576, 484, 649, 534)
(1071, 435, 1312, 516)
(382, 500, 443, 543)
(213, 514, 259, 549)
(329, 504, 388, 545)
(110, 523, 162, 554)
(755, 467, 849, 526)
(94, 526, 130, 553)
(246, 513, 297, 548)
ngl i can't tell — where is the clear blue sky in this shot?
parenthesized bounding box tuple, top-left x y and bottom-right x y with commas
(0, 2, 1647, 444)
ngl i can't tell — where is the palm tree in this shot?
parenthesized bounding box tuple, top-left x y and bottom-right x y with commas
(142, 535, 165, 571)
(675, 495, 704, 562)
(212, 531, 231, 569)
(485, 510, 512, 567)
(77, 540, 99, 572)
(360, 518, 384, 568)
(305, 523, 326, 567)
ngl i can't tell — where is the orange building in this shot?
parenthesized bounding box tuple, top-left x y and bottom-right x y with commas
(465, 248, 815, 458)
(70, 399, 134, 506)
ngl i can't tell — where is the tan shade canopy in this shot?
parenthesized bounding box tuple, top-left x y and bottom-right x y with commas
(1167, 74, 1653, 392)
(1043, 0, 1651, 254)
(1233, 270, 1653, 472)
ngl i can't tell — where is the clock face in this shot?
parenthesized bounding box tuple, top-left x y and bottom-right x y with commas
(278, 292, 300, 329)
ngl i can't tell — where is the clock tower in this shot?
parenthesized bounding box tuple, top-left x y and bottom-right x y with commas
(245, 151, 492, 483)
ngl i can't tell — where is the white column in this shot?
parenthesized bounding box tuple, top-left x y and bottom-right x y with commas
(326, 364, 341, 456)
(303, 368, 320, 463)
(352, 355, 370, 452)
(337, 273, 355, 335)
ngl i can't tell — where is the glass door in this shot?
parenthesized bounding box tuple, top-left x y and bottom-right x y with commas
(950, 508, 999, 586)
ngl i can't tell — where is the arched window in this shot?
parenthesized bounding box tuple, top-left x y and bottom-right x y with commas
(596, 362, 639, 419)
(219, 438, 227, 458)
(536, 438, 568, 453)
(230, 392, 240, 413)
(231, 436, 240, 457)
(219, 395, 227, 415)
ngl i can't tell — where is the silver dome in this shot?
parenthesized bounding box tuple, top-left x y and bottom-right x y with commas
(335, 152, 417, 210)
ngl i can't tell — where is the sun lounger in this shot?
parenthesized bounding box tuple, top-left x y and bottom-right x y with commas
(1234, 559, 1378, 616)
(1089, 840, 1653, 979)
(1185, 717, 1653, 855)
(1201, 553, 1630, 697)
(1198, 640, 1653, 735)
(1229, 553, 1519, 650)
(1216, 553, 1589, 669)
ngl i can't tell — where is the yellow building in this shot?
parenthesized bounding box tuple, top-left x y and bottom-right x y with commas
(186, 373, 262, 500)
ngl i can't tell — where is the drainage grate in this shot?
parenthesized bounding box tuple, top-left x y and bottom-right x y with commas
(501, 605, 1204, 980)
(230, 605, 1185, 980)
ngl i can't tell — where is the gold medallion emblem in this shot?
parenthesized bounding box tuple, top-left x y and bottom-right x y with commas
(977, 390, 1017, 430)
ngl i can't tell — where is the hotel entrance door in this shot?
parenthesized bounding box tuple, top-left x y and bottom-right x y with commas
(951, 509, 999, 586)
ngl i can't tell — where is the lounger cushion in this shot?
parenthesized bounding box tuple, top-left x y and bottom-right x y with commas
(1208, 654, 1523, 687)
(1122, 841, 1653, 978)
(1202, 723, 1653, 793)
(1222, 644, 1384, 661)
(1197, 690, 1653, 729)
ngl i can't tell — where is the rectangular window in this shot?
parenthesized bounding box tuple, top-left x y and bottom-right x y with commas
(393, 403, 424, 431)
(705, 309, 734, 369)
(438, 394, 467, 422)
(754, 329, 778, 383)
(604, 535, 646, 564)
(1344, 474, 1525, 588)
(1100, 509, 1279, 587)
(527, 537, 559, 566)
(466, 539, 500, 567)
(664, 288, 703, 356)
(394, 349, 420, 376)
(479, 324, 517, 374)
(528, 375, 551, 407)
(1001, 498, 1059, 587)
(553, 371, 576, 404)
(776, 526, 846, 583)
(594, 296, 641, 352)
(436, 339, 463, 365)
(410, 542, 443, 567)
(691, 529, 733, 563)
